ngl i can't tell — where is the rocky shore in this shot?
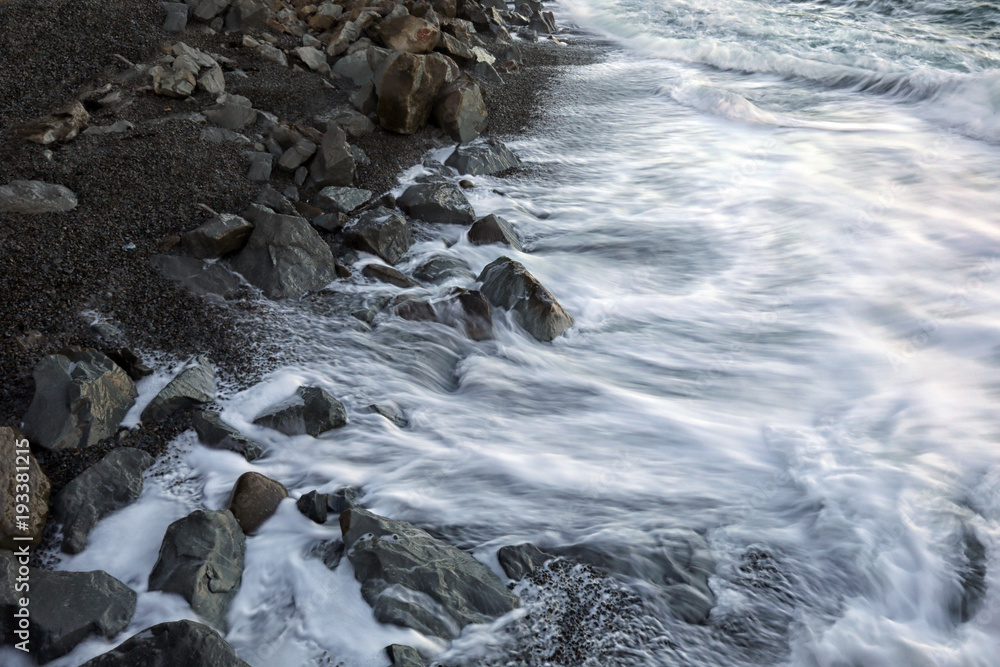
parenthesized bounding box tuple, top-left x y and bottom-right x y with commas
(0, 0, 718, 663)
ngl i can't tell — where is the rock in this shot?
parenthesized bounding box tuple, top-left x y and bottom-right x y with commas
(351, 80, 378, 114)
(151, 254, 242, 299)
(105, 348, 154, 381)
(498, 543, 553, 581)
(197, 66, 226, 96)
(204, 95, 257, 130)
(0, 180, 77, 214)
(478, 257, 573, 342)
(324, 19, 363, 58)
(374, 51, 450, 134)
(393, 295, 437, 322)
(0, 552, 136, 663)
(324, 107, 376, 138)
(362, 263, 420, 288)
(468, 214, 522, 251)
(22, 349, 137, 452)
(142, 357, 216, 421)
(226, 472, 288, 534)
(296, 490, 330, 523)
(253, 386, 347, 436)
(54, 448, 154, 554)
(470, 60, 503, 87)
(254, 187, 298, 215)
(247, 151, 274, 181)
(440, 287, 493, 340)
(194, 0, 230, 20)
(316, 186, 372, 214)
(435, 32, 473, 64)
(225, 0, 269, 31)
(329, 486, 361, 514)
(309, 1, 342, 29)
(333, 50, 374, 85)
(183, 213, 253, 258)
(231, 207, 337, 299)
(398, 182, 475, 224)
(0, 427, 49, 549)
(79, 620, 250, 667)
(16, 101, 89, 144)
(413, 254, 474, 283)
(162, 2, 189, 31)
(444, 139, 519, 175)
(278, 139, 318, 170)
(343, 206, 413, 265)
(309, 125, 356, 187)
(82, 120, 135, 136)
(368, 401, 406, 427)
(257, 42, 288, 66)
(341, 508, 520, 638)
(148, 510, 245, 631)
(377, 15, 441, 53)
(313, 212, 346, 232)
(433, 76, 487, 142)
(151, 65, 197, 98)
(295, 46, 329, 72)
(531, 10, 557, 33)
(191, 410, 264, 461)
(386, 644, 425, 667)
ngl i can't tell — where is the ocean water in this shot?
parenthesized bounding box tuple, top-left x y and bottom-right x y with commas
(8, 1, 1000, 665)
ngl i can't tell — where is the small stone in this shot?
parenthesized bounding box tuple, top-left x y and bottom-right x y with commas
(191, 410, 264, 461)
(315, 186, 372, 214)
(142, 357, 216, 421)
(477, 256, 573, 342)
(309, 125, 355, 187)
(162, 2, 189, 31)
(16, 101, 89, 144)
(226, 472, 288, 534)
(198, 65, 226, 95)
(368, 401, 407, 427)
(151, 254, 242, 299)
(445, 139, 519, 175)
(204, 97, 257, 130)
(468, 214, 522, 251)
(183, 213, 253, 258)
(497, 543, 553, 580)
(362, 263, 420, 288)
(296, 490, 330, 523)
(81, 120, 134, 136)
(295, 46, 329, 72)
(248, 151, 273, 181)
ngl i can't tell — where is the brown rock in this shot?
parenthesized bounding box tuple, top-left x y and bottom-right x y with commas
(432, 75, 487, 142)
(376, 15, 441, 53)
(374, 52, 450, 134)
(0, 427, 51, 550)
(16, 101, 90, 145)
(226, 472, 288, 534)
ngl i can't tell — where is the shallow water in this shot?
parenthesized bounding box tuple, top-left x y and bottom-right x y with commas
(8, 0, 1000, 665)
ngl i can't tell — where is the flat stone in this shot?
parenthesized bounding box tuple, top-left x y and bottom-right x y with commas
(82, 120, 135, 136)
(191, 410, 264, 461)
(253, 386, 347, 436)
(200, 127, 249, 143)
(0, 180, 77, 214)
(470, 60, 503, 87)
(477, 256, 573, 342)
(343, 206, 413, 265)
(0, 427, 50, 549)
(78, 620, 250, 667)
(151, 254, 242, 299)
(141, 356, 216, 421)
(444, 139, 519, 176)
(315, 186, 371, 214)
(362, 263, 420, 288)
(183, 213, 253, 258)
(226, 472, 288, 534)
(398, 181, 475, 224)
(468, 213, 522, 251)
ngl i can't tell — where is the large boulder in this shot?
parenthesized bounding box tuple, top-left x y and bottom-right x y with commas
(22, 349, 137, 452)
(148, 509, 246, 631)
(444, 139, 519, 176)
(468, 214, 522, 251)
(432, 76, 487, 142)
(477, 257, 573, 342)
(253, 386, 347, 437)
(376, 15, 441, 53)
(373, 51, 450, 134)
(183, 214, 254, 259)
(343, 206, 413, 265)
(0, 552, 136, 663)
(341, 508, 520, 639)
(141, 357, 216, 422)
(54, 448, 155, 554)
(309, 125, 356, 187)
(15, 101, 89, 145)
(0, 427, 50, 549)
(398, 182, 475, 224)
(231, 207, 337, 299)
(151, 254, 242, 299)
(191, 410, 264, 461)
(0, 180, 78, 214)
(79, 620, 250, 667)
(226, 472, 288, 534)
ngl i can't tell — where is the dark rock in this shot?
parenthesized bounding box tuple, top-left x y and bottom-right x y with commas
(255, 185, 298, 215)
(432, 76, 487, 142)
(436, 32, 474, 64)
(952, 526, 987, 623)
(22, 348, 137, 452)
(191, 410, 264, 461)
(341, 508, 520, 638)
(343, 206, 413, 265)
(278, 139, 318, 171)
(307, 539, 345, 569)
(162, 2, 189, 32)
(351, 80, 378, 115)
(440, 287, 493, 340)
(0, 180, 78, 213)
(296, 490, 330, 523)
(141, 356, 215, 422)
(468, 213, 522, 251)
(332, 50, 374, 85)
(470, 60, 503, 87)
(225, 0, 269, 31)
(478, 256, 573, 342)
(373, 51, 450, 134)
(151, 254, 241, 299)
(183, 214, 254, 259)
(55, 448, 155, 554)
(316, 186, 372, 214)
(247, 152, 274, 181)
(253, 386, 347, 437)
(393, 295, 437, 322)
(445, 139, 519, 176)
(226, 472, 288, 534)
(16, 101, 89, 145)
(498, 543, 553, 581)
(315, 213, 346, 233)
(309, 125, 356, 187)
(413, 254, 474, 283)
(362, 263, 420, 288)
(329, 486, 361, 514)
(386, 644, 425, 667)
(398, 182, 475, 224)
(105, 348, 154, 381)
(204, 95, 258, 131)
(352, 308, 377, 325)
(0, 427, 50, 549)
(376, 15, 441, 53)
(368, 401, 407, 427)
(79, 619, 250, 667)
(148, 510, 246, 631)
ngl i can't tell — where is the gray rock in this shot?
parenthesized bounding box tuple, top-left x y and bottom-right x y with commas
(0, 427, 50, 549)
(393, 295, 437, 322)
(432, 76, 487, 142)
(439, 287, 493, 340)
(79, 620, 250, 667)
(191, 410, 264, 461)
(362, 263, 420, 288)
(82, 120, 134, 136)
(247, 151, 274, 181)
(470, 60, 503, 87)
(325, 107, 376, 138)
(231, 207, 337, 299)
(309, 125, 356, 187)
(225, 0, 269, 31)
(253, 187, 298, 215)
(141, 356, 216, 422)
(253, 386, 347, 436)
(278, 139, 318, 171)
(15, 101, 89, 144)
(368, 401, 407, 427)
(150, 65, 197, 98)
(148, 510, 246, 631)
(257, 42, 288, 67)
(351, 80, 377, 115)
(151, 254, 242, 299)
(204, 97, 257, 130)
(307, 539, 345, 569)
(198, 65, 226, 95)
(352, 144, 370, 166)
(162, 2, 189, 32)
(313, 212, 345, 232)
(398, 182, 475, 225)
(296, 490, 330, 523)
(498, 542, 553, 580)
(199, 127, 248, 143)
(341, 508, 520, 639)
(295, 46, 329, 73)
(0, 552, 136, 663)
(315, 186, 372, 214)
(55, 448, 155, 554)
(343, 206, 413, 265)
(329, 486, 361, 514)
(333, 50, 374, 85)
(194, 0, 229, 20)
(436, 32, 474, 64)
(444, 139, 519, 176)
(477, 256, 574, 342)
(0, 180, 78, 214)
(386, 644, 425, 667)
(183, 213, 253, 258)
(468, 213, 522, 251)
(22, 348, 137, 452)
(226, 472, 288, 534)
(413, 254, 474, 283)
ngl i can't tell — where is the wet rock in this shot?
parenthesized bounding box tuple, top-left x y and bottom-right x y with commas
(386, 644, 425, 667)
(191, 410, 264, 461)
(343, 206, 413, 265)
(478, 256, 574, 342)
(498, 543, 553, 581)
(16, 101, 89, 144)
(204, 95, 257, 130)
(105, 348, 153, 381)
(309, 125, 356, 187)
(315, 186, 372, 214)
(368, 401, 407, 427)
(432, 76, 487, 142)
(151, 254, 241, 299)
(952, 526, 987, 623)
(257, 42, 288, 66)
(22, 348, 137, 452)
(55, 448, 154, 554)
(0, 180, 77, 214)
(142, 356, 216, 421)
(231, 207, 337, 299)
(468, 213, 522, 251)
(296, 490, 330, 523)
(329, 486, 361, 514)
(440, 287, 493, 340)
(393, 295, 437, 322)
(247, 151, 274, 181)
(314, 212, 346, 233)
(363, 263, 420, 288)
(374, 51, 450, 134)
(253, 386, 347, 436)
(307, 539, 346, 569)
(226, 472, 288, 534)
(444, 139, 519, 175)
(0, 427, 50, 550)
(162, 2, 189, 31)
(79, 620, 250, 667)
(341, 507, 520, 638)
(398, 181, 475, 224)
(148, 510, 245, 631)
(0, 552, 136, 663)
(377, 15, 441, 53)
(183, 213, 254, 258)
(413, 254, 474, 283)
